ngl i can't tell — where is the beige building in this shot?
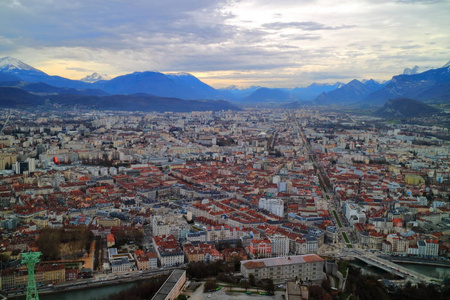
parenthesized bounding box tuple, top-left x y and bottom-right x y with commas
(241, 254, 324, 284)
(386, 234, 409, 254)
(97, 217, 121, 227)
(0, 153, 17, 170)
(0, 264, 65, 290)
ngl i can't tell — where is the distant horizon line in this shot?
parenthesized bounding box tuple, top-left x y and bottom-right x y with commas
(0, 55, 447, 90)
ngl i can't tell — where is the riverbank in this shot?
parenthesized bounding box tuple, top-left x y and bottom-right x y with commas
(385, 256, 450, 267)
(350, 257, 450, 280)
(5, 268, 175, 300)
(41, 282, 138, 300)
(6, 280, 140, 300)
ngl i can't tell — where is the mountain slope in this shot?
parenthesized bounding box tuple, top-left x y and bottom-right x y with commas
(281, 101, 313, 109)
(94, 71, 224, 100)
(0, 84, 240, 112)
(0, 87, 45, 107)
(0, 56, 92, 89)
(417, 83, 450, 104)
(218, 86, 261, 100)
(80, 72, 111, 83)
(0, 81, 107, 96)
(291, 82, 344, 101)
(47, 93, 240, 112)
(21, 82, 108, 96)
(314, 79, 380, 105)
(165, 72, 224, 99)
(374, 98, 440, 118)
(0, 72, 21, 82)
(0, 56, 47, 78)
(243, 88, 291, 103)
(403, 65, 435, 75)
(365, 64, 450, 105)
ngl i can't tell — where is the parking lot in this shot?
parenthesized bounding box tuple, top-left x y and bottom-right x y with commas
(196, 288, 284, 300)
(186, 282, 285, 300)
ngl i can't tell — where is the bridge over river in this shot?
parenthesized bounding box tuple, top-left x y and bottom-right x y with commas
(353, 253, 441, 283)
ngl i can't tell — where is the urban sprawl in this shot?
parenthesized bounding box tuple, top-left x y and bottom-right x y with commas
(0, 108, 449, 298)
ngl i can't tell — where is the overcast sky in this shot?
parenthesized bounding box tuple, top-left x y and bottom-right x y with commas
(1, 0, 449, 88)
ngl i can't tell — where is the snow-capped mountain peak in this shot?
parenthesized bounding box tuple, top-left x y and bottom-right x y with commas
(166, 72, 193, 77)
(80, 72, 111, 83)
(403, 65, 435, 75)
(0, 56, 40, 72)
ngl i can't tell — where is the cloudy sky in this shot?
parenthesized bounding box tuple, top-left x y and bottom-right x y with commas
(1, 0, 449, 88)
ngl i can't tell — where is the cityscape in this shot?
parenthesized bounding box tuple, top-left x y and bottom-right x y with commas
(0, 106, 448, 299)
(1, 0, 450, 300)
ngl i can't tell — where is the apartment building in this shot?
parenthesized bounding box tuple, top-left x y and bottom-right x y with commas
(241, 254, 324, 284)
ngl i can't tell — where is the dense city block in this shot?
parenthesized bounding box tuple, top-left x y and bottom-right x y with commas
(0, 108, 449, 298)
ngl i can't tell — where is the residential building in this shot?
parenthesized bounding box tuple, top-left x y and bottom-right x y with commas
(259, 198, 284, 217)
(269, 234, 290, 257)
(153, 235, 184, 267)
(247, 238, 272, 258)
(417, 239, 439, 258)
(241, 254, 324, 284)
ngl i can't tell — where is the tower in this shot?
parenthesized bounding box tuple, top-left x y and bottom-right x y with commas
(21, 252, 42, 300)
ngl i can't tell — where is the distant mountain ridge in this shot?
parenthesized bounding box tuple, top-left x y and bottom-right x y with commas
(0, 86, 240, 112)
(80, 72, 111, 83)
(314, 79, 384, 105)
(236, 82, 345, 103)
(374, 98, 440, 118)
(364, 62, 450, 106)
(291, 82, 344, 101)
(244, 88, 291, 103)
(0, 87, 44, 108)
(93, 71, 225, 100)
(0, 57, 227, 100)
(0, 56, 449, 106)
(0, 81, 108, 96)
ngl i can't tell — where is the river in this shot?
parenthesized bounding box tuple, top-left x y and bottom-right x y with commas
(40, 282, 137, 300)
(397, 263, 450, 279)
(350, 260, 450, 279)
(12, 260, 450, 300)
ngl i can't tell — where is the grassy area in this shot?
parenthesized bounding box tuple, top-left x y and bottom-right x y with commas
(338, 260, 349, 278)
(191, 226, 204, 232)
(333, 210, 342, 228)
(342, 232, 350, 243)
(326, 195, 330, 200)
(332, 275, 340, 289)
(346, 244, 353, 248)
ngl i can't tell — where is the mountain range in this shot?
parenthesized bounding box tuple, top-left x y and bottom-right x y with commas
(0, 56, 449, 109)
(314, 79, 384, 105)
(0, 86, 240, 112)
(364, 64, 450, 106)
